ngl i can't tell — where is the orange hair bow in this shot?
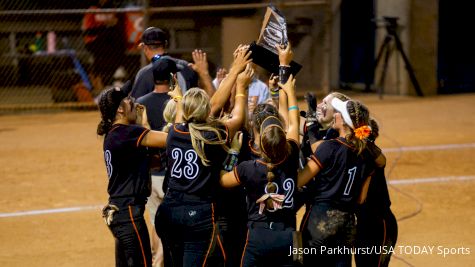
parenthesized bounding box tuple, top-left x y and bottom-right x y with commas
(354, 125, 372, 140)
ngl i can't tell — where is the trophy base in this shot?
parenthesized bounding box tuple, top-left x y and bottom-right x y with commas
(249, 41, 302, 76)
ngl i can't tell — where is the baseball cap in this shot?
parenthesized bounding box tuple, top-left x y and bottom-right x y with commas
(153, 58, 177, 83)
(141, 27, 168, 46)
(98, 87, 128, 121)
(331, 98, 354, 129)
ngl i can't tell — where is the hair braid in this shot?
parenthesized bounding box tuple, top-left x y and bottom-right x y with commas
(345, 100, 370, 155)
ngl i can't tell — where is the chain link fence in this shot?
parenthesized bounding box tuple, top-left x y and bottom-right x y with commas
(0, 0, 329, 113)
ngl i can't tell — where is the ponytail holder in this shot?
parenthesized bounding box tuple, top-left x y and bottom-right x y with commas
(354, 125, 372, 140)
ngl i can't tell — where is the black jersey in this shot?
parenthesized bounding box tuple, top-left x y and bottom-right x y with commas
(235, 140, 300, 224)
(362, 142, 391, 214)
(103, 124, 151, 206)
(309, 137, 374, 210)
(363, 167, 391, 214)
(166, 123, 228, 198)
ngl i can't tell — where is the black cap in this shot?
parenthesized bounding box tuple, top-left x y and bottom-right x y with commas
(98, 87, 128, 121)
(141, 27, 168, 46)
(153, 58, 177, 83)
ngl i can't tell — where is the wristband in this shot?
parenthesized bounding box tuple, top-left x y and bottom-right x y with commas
(235, 94, 246, 98)
(223, 151, 239, 172)
(279, 65, 292, 84)
(270, 90, 279, 97)
(173, 96, 182, 102)
(288, 105, 298, 111)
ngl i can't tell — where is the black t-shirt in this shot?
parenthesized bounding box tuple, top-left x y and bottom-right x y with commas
(309, 137, 374, 210)
(235, 140, 300, 224)
(103, 124, 151, 206)
(166, 123, 228, 198)
(130, 55, 199, 99)
(136, 92, 170, 174)
(136, 92, 170, 131)
(363, 167, 391, 214)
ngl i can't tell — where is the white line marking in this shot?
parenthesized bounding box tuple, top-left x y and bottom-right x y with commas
(1, 175, 475, 218)
(0, 205, 102, 218)
(383, 143, 475, 153)
(389, 176, 475, 185)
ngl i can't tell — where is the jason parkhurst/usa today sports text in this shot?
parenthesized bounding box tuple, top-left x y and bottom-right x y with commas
(289, 245, 471, 258)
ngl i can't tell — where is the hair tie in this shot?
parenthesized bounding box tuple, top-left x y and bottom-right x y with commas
(354, 125, 372, 140)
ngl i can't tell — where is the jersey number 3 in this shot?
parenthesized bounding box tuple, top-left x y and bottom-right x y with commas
(105, 150, 112, 179)
(171, 148, 199, 180)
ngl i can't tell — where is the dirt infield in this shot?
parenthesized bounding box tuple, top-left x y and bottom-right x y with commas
(0, 93, 474, 266)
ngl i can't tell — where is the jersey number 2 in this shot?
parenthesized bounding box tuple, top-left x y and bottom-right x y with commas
(171, 148, 199, 180)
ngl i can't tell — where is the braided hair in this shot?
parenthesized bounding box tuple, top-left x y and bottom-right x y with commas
(368, 118, 379, 142)
(97, 87, 127, 136)
(259, 116, 289, 210)
(345, 100, 370, 155)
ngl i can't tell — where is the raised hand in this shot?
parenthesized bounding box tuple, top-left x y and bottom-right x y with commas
(268, 73, 279, 91)
(278, 74, 296, 96)
(188, 49, 210, 76)
(237, 64, 254, 89)
(167, 76, 183, 101)
(276, 42, 293, 66)
(231, 44, 252, 74)
(230, 131, 243, 152)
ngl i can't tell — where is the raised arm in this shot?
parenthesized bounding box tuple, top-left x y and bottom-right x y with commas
(220, 131, 243, 188)
(279, 75, 299, 144)
(188, 49, 215, 97)
(276, 43, 295, 133)
(225, 64, 253, 138)
(210, 45, 252, 116)
(279, 88, 289, 129)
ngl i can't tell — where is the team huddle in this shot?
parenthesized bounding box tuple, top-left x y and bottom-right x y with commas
(97, 27, 397, 267)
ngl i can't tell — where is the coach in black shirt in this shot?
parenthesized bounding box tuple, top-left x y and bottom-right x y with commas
(130, 27, 198, 98)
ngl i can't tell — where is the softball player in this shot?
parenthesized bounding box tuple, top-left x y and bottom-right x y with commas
(298, 98, 375, 267)
(295, 92, 352, 213)
(219, 75, 300, 267)
(355, 119, 398, 267)
(97, 86, 168, 267)
(154, 63, 252, 267)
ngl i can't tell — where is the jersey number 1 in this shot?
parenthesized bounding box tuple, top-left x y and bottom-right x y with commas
(344, 167, 357, 196)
